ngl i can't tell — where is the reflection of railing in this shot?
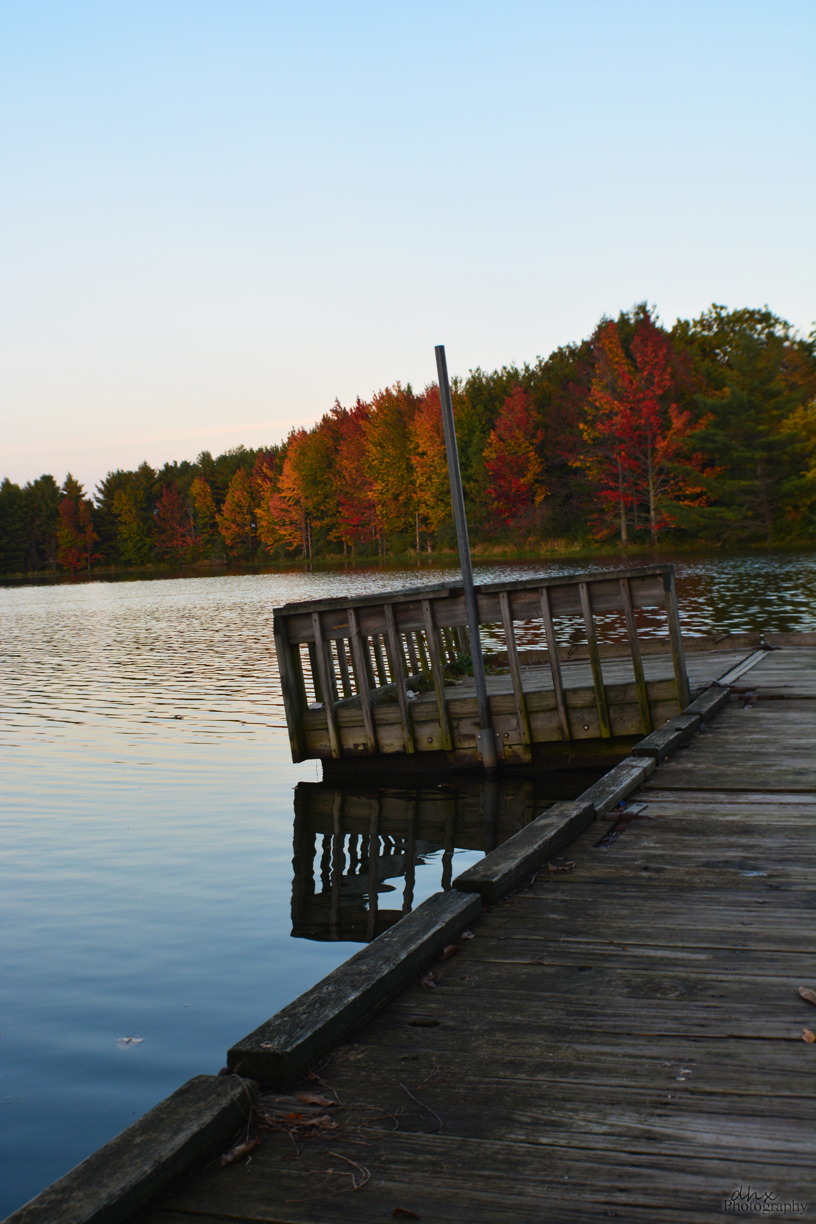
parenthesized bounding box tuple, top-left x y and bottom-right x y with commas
(291, 780, 543, 942)
(274, 564, 690, 765)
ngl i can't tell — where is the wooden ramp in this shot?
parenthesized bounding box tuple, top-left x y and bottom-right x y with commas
(274, 564, 694, 768)
(142, 644, 816, 1223)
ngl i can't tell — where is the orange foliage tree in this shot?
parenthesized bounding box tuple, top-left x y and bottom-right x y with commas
(410, 385, 451, 544)
(189, 475, 218, 551)
(217, 467, 256, 557)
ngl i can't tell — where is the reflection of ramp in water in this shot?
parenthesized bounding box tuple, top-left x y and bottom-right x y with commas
(290, 774, 596, 942)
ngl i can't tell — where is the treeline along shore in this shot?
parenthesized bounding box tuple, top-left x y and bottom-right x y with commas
(2, 304, 815, 577)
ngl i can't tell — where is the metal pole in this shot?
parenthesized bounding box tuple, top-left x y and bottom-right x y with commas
(435, 344, 497, 771)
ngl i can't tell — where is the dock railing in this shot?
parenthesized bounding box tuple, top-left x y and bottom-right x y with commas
(273, 563, 690, 764)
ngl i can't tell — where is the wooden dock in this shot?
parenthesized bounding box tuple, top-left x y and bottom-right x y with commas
(274, 564, 696, 769)
(133, 640, 815, 1223)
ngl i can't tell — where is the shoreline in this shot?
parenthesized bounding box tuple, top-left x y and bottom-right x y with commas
(2, 538, 815, 586)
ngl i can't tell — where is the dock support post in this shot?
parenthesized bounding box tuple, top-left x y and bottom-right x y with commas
(435, 344, 496, 771)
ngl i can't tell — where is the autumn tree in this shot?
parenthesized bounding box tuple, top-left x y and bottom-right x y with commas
(217, 466, 256, 557)
(456, 366, 519, 517)
(189, 475, 219, 552)
(57, 475, 101, 574)
(333, 399, 376, 551)
(364, 384, 418, 550)
(408, 386, 451, 547)
(577, 314, 705, 544)
(154, 484, 195, 557)
(483, 386, 545, 525)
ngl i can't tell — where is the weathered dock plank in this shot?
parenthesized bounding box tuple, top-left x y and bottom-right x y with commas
(126, 643, 815, 1223)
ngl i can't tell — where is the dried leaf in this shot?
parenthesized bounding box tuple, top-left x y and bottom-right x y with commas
(440, 944, 458, 961)
(460, 930, 475, 940)
(285, 1112, 305, 1120)
(803, 1029, 816, 1044)
(419, 972, 436, 989)
(392, 1210, 421, 1219)
(116, 1037, 144, 1048)
(220, 1137, 260, 1166)
(798, 987, 816, 1006)
(294, 1092, 333, 1107)
(548, 860, 575, 874)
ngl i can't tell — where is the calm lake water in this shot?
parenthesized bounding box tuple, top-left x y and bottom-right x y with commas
(2, 549, 815, 1216)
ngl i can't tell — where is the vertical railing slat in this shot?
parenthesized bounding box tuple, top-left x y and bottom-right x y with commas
(372, 633, 388, 685)
(619, 577, 652, 734)
(273, 613, 308, 761)
(336, 639, 352, 698)
(539, 587, 570, 741)
(347, 606, 377, 754)
(307, 642, 323, 704)
(442, 628, 456, 664)
(415, 630, 430, 673)
(405, 631, 419, 675)
(422, 598, 454, 751)
(326, 640, 340, 703)
(384, 603, 415, 754)
(579, 582, 612, 738)
(662, 569, 691, 710)
(499, 590, 532, 750)
(311, 611, 342, 758)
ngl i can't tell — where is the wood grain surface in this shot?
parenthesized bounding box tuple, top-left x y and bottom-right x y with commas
(136, 646, 816, 1223)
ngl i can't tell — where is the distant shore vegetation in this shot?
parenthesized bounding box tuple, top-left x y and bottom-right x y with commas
(2, 304, 815, 577)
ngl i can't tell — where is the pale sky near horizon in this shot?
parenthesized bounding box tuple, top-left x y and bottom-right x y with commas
(1, 0, 814, 496)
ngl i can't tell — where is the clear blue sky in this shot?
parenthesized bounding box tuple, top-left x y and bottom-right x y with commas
(1, 0, 814, 494)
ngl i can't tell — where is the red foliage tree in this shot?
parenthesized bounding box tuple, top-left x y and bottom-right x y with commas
(333, 399, 377, 550)
(579, 314, 706, 544)
(483, 386, 545, 524)
(155, 484, 194, 557)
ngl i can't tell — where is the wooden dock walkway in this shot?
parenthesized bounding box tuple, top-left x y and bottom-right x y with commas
(139, 643, 815, 1223)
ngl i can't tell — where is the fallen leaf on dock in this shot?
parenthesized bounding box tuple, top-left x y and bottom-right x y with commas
(419, 972, 436, 989)
(294, 1092, 334, 1107)
(256, 1106, 340, 1139)
(116, 1037, 143, 1048)
(548, 861, 576, 874)
(802, 1029, 815, 1043)
(220, 1137, 260, 1166)
(392, 1210, 421, 1219)
(798, 987, 816, 1006)
(440, 944, 458, 961)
